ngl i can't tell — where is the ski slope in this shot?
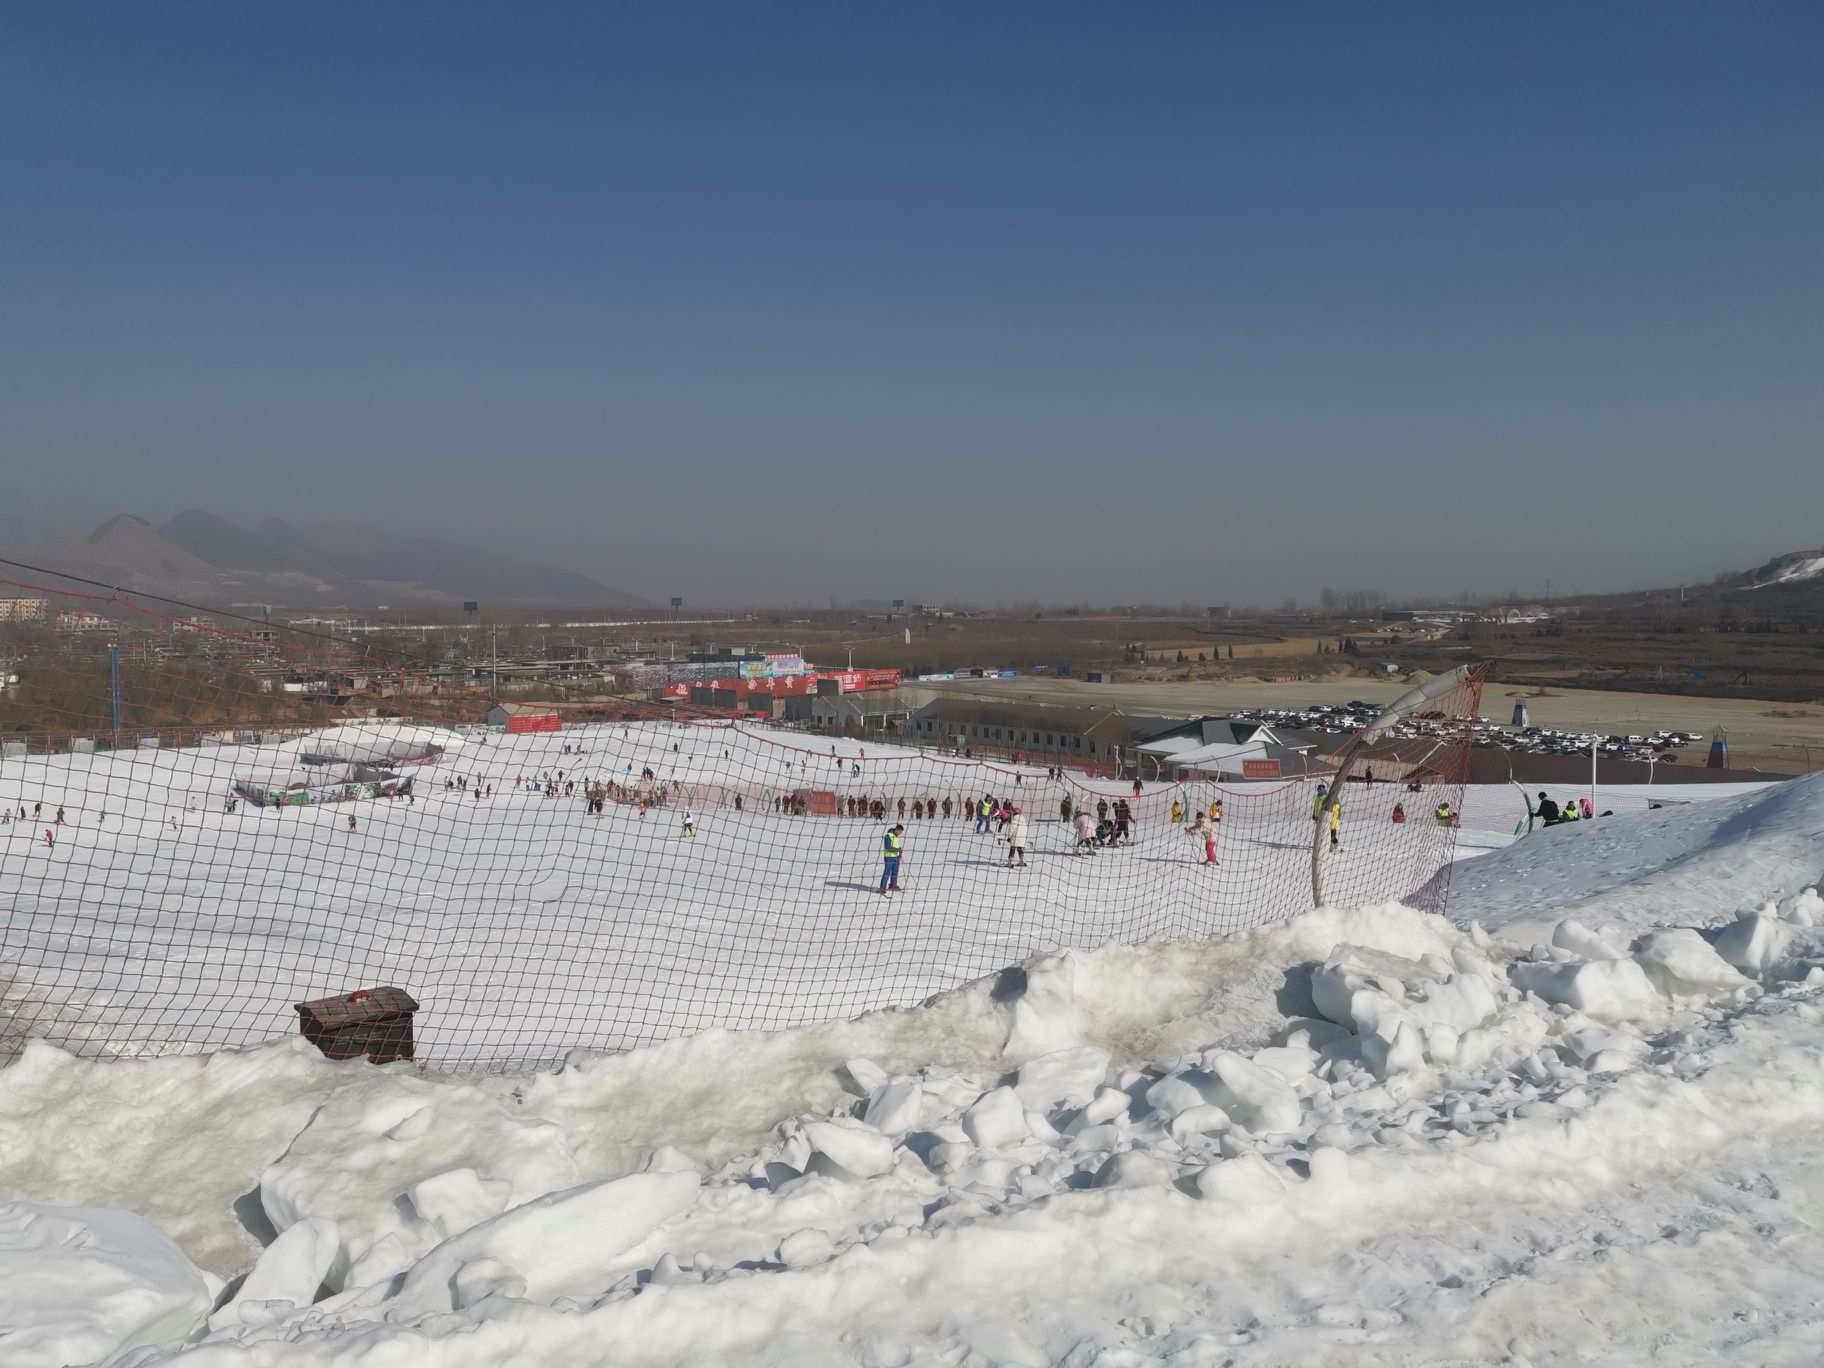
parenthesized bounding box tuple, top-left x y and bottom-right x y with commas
(4, 720, 1486, 1066)
(1, 776, 1822, 1364)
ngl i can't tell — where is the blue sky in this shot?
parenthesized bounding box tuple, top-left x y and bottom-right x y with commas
(2, 3, 1819, 605)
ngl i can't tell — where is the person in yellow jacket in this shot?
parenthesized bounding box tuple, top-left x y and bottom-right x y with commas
(1170, 798, 1184, 824)
(879, 823, 905, 894)
(1327, 798, 1341, 850)
(1208, 797, 1222, 823)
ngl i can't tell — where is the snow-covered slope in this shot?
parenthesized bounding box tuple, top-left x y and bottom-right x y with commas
(1740, 548, 1824, 590)
(4, 773, 1824, 1364)
(1447, 772, 1824, 941)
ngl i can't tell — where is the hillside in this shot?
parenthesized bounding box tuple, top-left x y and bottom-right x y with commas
(1736, 547, 1824, 592)
(5, 512, 642, 609)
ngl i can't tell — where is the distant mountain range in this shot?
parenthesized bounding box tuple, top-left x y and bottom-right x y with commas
(4, 511, 641, 610)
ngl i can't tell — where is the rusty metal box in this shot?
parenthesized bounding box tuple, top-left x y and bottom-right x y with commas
(295, 986, 418, 1064)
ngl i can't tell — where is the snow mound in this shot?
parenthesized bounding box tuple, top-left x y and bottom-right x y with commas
(259, 1070, 580, 1289)
(1449, 771, 1824, 938)
(0, 1203, 217, 1366)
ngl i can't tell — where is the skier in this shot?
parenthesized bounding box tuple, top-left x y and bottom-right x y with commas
(1312, 784, 1329, 823)
(1327, 799, 1341, 850)
(1072, 808, 1097, 855)
(43, 828, 54, 849)
(1004, 805, 1028, 867)
(681, 811, 697, 838)
(1433, 801, 1455, 828)
(348, 814, 358, 833)
(1059, 794, 1072, 822)
(1114, 799, 1132, 843)
(1170, 798, 1183, 825)
(1392, 802, 1407, 824)
(1208, 797, 1222, 823)
(1535, 792, 1562, 826)
(1096, 798, 1108, 823)
(879, 823, 904, 895)
(942, 796, 953, 819)
(1187, 810, 1217, 865)
(975, 795, 992, 835)
(1131, 778, 1142, 799)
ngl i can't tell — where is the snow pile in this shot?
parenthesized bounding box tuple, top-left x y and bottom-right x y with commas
(1447, 770, 1824, 937)
(0, 1204, 218, 1365)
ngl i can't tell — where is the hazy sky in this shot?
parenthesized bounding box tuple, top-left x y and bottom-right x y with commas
(3, 4, 1820, 607)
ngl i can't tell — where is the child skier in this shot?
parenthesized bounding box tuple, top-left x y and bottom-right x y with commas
(1004, 806, 1028, 867)
(681, 811, 697, 838)
(1187, 809, 1217, 864)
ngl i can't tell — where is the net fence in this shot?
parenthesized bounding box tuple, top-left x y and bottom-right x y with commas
(0, 578, 1482, 1069)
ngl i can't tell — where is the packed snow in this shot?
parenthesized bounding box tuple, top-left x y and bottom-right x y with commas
(5, 720, 1503, 1065)
(3, 766, 1824, 1363)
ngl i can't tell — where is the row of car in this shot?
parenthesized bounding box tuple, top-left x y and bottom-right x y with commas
(1231, 701, 1704, 760)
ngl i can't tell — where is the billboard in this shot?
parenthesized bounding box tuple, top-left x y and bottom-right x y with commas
(737, 654, 809, 680)
(1241, 759, 1282, 779)
(662, 666, 894, 700)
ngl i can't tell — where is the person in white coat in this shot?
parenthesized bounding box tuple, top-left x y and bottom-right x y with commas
(1071, 809, 1097, 855)
(1004, 806, 1029, 867)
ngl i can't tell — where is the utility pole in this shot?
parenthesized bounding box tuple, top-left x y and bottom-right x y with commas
(109, 641, 121, 747)
(491, 625, 499, 704)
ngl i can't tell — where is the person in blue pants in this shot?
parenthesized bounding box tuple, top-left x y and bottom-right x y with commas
(879, 823, 904, 895)
(975, 795, 993, 834)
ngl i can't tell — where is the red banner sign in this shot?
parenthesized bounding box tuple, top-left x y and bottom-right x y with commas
(1241, 759, 1281, 778)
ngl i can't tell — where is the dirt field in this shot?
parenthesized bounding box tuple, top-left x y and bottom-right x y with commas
(923, 675, 1824, 777)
